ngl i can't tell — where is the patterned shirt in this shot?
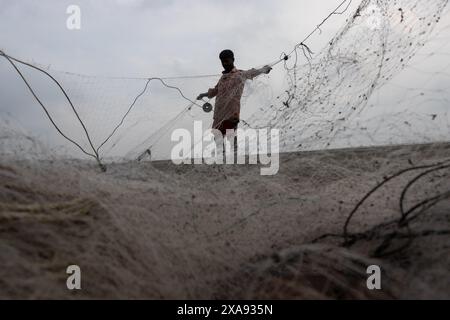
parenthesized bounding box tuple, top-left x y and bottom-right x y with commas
(207, 67, 268, 129)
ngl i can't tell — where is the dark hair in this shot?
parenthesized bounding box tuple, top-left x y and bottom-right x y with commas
(219, 49, 234, 60)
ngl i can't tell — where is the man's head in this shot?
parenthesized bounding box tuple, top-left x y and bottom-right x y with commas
(219, 49, 235, 73)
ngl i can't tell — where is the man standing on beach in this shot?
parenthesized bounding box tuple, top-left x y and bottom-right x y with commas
(197, 50, 272, 136)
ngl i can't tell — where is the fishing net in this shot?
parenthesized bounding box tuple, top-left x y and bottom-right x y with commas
(245, 0, 450, 151)
(1, 0, 449, 165)
(1, 0, 450, 299)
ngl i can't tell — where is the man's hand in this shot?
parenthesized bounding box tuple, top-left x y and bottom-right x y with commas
(262, 65, 272, 74)
(197, 93, 207, 100)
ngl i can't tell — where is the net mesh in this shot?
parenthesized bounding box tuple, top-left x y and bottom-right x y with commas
(246, 0, 450, 151)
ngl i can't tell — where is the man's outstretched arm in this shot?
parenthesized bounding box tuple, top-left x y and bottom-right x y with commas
(243, 65, 272, 80)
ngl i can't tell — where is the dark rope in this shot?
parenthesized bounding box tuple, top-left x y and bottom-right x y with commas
(0, 51, 106, 170)
(399, 164, 450, 219)
(343, 159, 450, 242)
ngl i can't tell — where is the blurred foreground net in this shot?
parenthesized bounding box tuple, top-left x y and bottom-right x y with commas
(0, 0, 449, 165)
